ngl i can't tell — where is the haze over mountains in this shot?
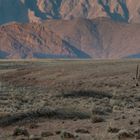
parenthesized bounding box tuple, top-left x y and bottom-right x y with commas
(0, 0, 140, 59)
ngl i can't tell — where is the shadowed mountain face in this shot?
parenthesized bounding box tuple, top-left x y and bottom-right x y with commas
(98, 0, 129, 22)
(0, 0, 28, 24)
(1, 18, 140, 59)
(0, 0, 140, 24)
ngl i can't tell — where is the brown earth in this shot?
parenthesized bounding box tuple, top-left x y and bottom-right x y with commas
(0, 59, 140, 139)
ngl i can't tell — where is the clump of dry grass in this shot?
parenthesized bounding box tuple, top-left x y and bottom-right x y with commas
(91, 115, 105, 123)
(134, 128, 140, 139)
(117, 129, 135, 140)
(107, 123, 120, 133)
(13, 127, 29, 137)
(106, 120, 122, 136)
(91, 103, 105, 123)
(41, 131, 54, 137)
(60, 131, 76, 139)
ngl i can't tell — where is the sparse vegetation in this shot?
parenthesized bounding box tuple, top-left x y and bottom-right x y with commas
(60, 131, 75, 139)
(41, 131, 54, 137)
(13, 127, 29, 137)
(75, 128, 90, 134)
(117, 129, 135, 140)
(0, 107, 90, 126)
(0, 60, 139, 140)
(107, 123, 120, 133)
(91, 115, 105, 123)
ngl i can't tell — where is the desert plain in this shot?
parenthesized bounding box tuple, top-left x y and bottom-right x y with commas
(0, 59, 139, 140)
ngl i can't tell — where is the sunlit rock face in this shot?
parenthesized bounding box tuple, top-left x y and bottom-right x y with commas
(36, 0, 140, 23)
(1, 17, 140, 59)
(0, 0, 140, 24)
(1, 0, 140, 59)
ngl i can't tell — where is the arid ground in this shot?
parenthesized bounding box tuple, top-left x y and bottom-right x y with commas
(0, 59, 140, 140)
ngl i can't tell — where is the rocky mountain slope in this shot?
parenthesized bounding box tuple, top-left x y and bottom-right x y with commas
(1, 0, 140, 24)
(0, 0, 140, 59)
(1, 18, 140, 59)
(0, 22, 76, 59)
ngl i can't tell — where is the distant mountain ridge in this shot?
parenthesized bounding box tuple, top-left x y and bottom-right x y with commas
(0, 0, 140, 24)
(1, 18, 140, 59)
(0, 0, 140, 59)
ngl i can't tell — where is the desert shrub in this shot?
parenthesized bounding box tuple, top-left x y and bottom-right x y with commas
(91, 115, 105, 123)
(134, 128, 140, 140)
(117, 129, 135, 140)
(91, 103, 105, 115)
(75, 128, 90, 134)
(13, 127, 29, 136)
(107, 126, 120, 133)
(91, 103, 106, 123)
(41, 131, 54, 137)
(60, 131, 75, 139)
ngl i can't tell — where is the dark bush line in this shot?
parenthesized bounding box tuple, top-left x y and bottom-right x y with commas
(0, 107, 90, 126)
(59, 90, 112, 99)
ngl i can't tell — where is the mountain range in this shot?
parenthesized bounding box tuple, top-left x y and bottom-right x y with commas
(0, 0, 140, 59)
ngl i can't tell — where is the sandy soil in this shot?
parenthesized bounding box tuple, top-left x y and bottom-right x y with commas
(0, 59, 140, 140)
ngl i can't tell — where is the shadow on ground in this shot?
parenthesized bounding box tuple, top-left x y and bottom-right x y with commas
(59, 90, 112, 99)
